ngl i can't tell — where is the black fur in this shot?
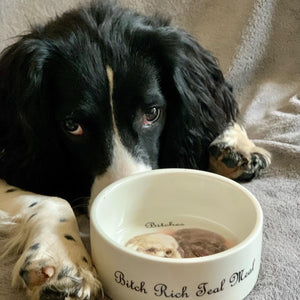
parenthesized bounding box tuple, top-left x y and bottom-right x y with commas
(0, 1, 238, 202)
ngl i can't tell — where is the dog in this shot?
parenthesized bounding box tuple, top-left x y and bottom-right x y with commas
(0, 1, 271, 299)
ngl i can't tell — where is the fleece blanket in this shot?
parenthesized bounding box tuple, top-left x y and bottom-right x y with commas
(0, 0, 299, 299)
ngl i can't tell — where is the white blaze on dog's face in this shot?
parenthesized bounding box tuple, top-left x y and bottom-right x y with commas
(90, 66, 153, 202)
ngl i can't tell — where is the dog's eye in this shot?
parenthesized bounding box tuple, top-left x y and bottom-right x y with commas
(63, 119, 83, 136)
(143, 107, 161, 126)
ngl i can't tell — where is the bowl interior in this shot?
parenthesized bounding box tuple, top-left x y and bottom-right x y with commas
(92, 169, 260, 252)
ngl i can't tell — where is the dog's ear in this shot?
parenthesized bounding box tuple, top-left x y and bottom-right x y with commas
(0, 35, 50, 176)
(0, 36, 50, 129)
(141, 27, 239, 169)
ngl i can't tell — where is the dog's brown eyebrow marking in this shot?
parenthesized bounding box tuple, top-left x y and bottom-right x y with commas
(106, 65, 118, 136)
(106, 65, 114, 99)
(106, 65, 122, 137)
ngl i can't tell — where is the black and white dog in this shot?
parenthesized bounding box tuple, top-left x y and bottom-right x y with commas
(0, 1, 270, 299)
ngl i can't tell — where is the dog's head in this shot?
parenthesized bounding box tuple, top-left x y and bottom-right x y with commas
(0, 2, 237, 201)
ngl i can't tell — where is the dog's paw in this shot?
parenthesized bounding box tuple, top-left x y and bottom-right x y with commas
(208, 123, 271, 180)
(235, 151, 270, 181)
(0, 189, 102, 299)
(12, 237, 102, 300)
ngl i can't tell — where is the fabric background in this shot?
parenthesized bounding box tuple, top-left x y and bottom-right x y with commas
(0, 0, 299, 299)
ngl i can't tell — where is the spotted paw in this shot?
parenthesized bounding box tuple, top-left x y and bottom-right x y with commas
(208, 123, 271, 180)
(13, 243, 101, 300)
(13, 235, 102, 300)
(0, 190, 102, 299)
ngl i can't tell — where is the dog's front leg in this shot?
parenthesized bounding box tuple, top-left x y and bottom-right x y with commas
(0, 180, 102, 300)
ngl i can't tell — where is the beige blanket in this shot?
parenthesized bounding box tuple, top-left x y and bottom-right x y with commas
(1, 0, 299, 299)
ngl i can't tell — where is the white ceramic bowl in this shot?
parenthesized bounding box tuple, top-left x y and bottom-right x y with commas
(90, 169, 263, 300)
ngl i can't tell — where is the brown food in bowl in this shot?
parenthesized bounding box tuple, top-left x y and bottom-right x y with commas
(173, 228, 228, 258)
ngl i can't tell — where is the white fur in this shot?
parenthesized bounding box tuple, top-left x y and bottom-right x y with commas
(90, 134, 151, 201)
(90, 67, 151, 201)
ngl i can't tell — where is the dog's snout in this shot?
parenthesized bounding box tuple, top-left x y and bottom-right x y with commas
(90, 135, 151, 203)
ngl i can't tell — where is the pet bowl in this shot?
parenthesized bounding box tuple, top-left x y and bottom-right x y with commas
(90, 169, 263, 300)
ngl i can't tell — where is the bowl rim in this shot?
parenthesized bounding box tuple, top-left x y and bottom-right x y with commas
(90, 168, 263, 264)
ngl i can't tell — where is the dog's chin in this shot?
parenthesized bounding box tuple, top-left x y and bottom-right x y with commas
(90, 134, 153, 204)
(89, 165, 151, 206)
(89, 162, 152, 206)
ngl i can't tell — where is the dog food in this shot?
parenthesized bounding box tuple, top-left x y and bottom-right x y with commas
(126, 228, 231, 258)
